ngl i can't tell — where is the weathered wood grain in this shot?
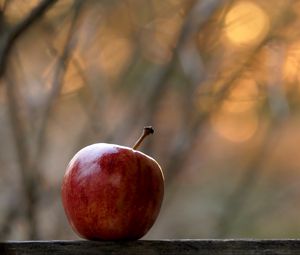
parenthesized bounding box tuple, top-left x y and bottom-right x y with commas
(1, 239, 300, 255)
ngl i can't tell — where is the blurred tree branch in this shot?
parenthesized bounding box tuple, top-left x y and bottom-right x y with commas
(215, 114, 287, 238)
(0, 199, 20, 239)
(2, 0, 83, 239)
(108, 0, 229, 146)
(35, 0, 83, 160)
(164, 0, 293, 185)
(158, 4, 293, 234)
(0, 0, 58, 78)
(5, 73, 37, 238)
(214, 1, 293, 238)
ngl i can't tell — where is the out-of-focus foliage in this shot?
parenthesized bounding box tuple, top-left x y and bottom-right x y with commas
(1, 0, 300, 240)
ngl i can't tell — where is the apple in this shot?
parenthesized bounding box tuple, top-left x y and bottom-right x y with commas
(61, 127, 164, 240)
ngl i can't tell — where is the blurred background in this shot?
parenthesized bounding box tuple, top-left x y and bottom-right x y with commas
(1, 0, 300, 240)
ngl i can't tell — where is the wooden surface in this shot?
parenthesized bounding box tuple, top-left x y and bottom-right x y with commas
(1, 240, 300, 255)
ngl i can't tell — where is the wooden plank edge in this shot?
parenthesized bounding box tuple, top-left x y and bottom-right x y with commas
(1, 239, 300, 255)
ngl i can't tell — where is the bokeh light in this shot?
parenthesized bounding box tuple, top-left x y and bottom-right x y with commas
(222, 78, 260, 113)
(211, 109, 258, 143)
(210, 78, 260, 143)
(282, 42, 300, 84)
(224, 1, 270, 46)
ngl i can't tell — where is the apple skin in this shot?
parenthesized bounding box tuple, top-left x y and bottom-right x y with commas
(61, 143, 164, 240)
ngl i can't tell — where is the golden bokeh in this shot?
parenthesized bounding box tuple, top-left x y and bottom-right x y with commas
(282, 42, 300, 84)
(222, 78, 260, 113)
(211, 110, 258, 143)
(210, 78, 259, 143)
(224, 1, 270, 46)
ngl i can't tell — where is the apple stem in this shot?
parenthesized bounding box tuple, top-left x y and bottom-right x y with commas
(132, 126, 154, 150)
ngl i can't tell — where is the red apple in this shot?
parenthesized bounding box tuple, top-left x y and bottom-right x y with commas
(61, 127, 164, 240)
